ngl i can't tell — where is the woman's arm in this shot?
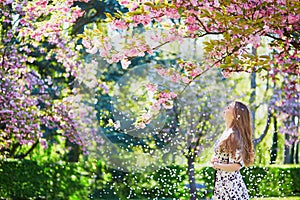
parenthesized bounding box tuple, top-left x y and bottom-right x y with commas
(213, 162, 241, 172)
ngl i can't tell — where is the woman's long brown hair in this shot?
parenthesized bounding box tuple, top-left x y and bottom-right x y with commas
(219, 101, 255, 166)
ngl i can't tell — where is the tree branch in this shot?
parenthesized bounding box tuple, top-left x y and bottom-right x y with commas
(193, 14, 225, 35)
(266, 34, 285, 42)
(14, 140, 39, 159)
(253, 108, 272, 147)
(192, 121, 206, 157)
(71, 0, 100, 35)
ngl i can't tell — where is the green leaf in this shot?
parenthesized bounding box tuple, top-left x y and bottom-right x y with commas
(223, 32, 230, 41)
(144, 2, 154, 7)
(259, 55, 270, 59)
(114, 12, 122, 19)
(178, 7, 183, 15)
(225, 56, 231, 64)
(104, 12, 113, 19)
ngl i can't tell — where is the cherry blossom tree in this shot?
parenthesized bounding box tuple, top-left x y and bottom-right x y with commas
(269, 86, 299, 164)
(82, 0, 299, 131)
(0, 0, 102, 159)
(83, 0, 298, 169)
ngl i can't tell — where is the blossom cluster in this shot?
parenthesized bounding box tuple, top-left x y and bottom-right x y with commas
(80, 0, 300, 134)
(0, 0, 99, 157)
(84, 0, 299, 90)
(269, 86, 299, 146)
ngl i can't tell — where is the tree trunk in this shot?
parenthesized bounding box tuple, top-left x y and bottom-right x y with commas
(249, 47, 257, 135)
(14, 140, 39, 159)
(290, 141, 295, 164)
(187, 154, 197, 200)
(249, 71, 256, 135)
(253, 109, 272, 148)
(65, 139, 80, 162)
(270, 116, 278, 164)
(295, 141, 299, 164)
(284, 133, 291, 164)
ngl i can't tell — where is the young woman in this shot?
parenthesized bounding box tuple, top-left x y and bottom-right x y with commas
(211, 101, 255, 200)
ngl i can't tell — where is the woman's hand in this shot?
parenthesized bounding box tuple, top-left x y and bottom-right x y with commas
(212, 161, 242, 172)
(211, 157, 219, 170)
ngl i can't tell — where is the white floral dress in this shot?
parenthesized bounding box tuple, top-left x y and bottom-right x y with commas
(213, 143, 250, 200)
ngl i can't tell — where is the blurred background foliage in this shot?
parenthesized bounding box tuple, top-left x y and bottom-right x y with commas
(1, 160, 299, 199)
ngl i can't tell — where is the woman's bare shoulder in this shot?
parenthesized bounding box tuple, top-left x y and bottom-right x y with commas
(227, 128, 234, 134)
(225, 128, 237, 137)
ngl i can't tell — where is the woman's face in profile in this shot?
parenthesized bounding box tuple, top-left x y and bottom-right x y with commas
(223, 104, 234, 122)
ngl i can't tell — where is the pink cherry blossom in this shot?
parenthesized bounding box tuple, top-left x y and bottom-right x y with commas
(110, 52, 124, 63)
(82, 38, 92, 49)
(190, 67, 203, 78)
(162, 100, 173, 109)
(113, 120, 121, 130)
(171, 73, 181, 82)
(5, 0, 13, 4)
(169, 92, 177, 99)
(190, 0, 198, 6)
(135, 122, 146, 129)
(86, 46, 98, 54)
(186, 16, 196, 24)
(156, 68, 168, 77)
(120, 0, 130, 5)
(151, 101, 161, 111)
(182, 76, 192, 84)
(287, 15, 299, 24)
(221, 69, 233, 78)
(39, 139, 48, 149)
(249, 35, 261, 48)
(141, 113, 152, 124)
(121, 59, 131, 69)
(100, 49, 109, 57)
(125, 48, 140, 57)
(165, 8, 180, 19)
(145, 83, 157, 92)
(112, 19, 127, 30)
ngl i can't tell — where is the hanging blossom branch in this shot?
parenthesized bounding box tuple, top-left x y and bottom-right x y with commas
(83, 0, 299, 133)
(0, 0, 104, 158)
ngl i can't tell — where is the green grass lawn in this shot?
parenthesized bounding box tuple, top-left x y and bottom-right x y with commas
(251, 197, 300, 200)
